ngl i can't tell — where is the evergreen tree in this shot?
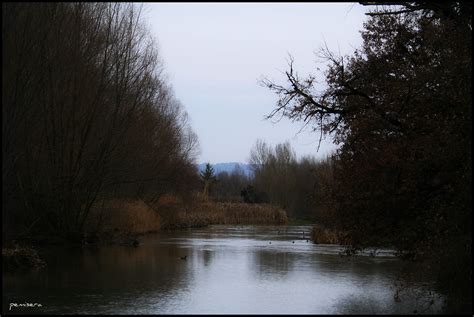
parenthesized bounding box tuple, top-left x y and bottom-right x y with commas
(200, 163, 216, 200)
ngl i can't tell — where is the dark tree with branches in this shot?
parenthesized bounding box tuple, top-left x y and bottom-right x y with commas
(262, 2, 471, 312)
(3, 3, 200, 243)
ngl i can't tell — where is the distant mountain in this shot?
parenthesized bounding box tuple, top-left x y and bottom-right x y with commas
(197, 162, 254, 177)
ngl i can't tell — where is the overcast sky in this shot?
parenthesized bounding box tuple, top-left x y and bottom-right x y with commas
(143, 3, 370, 164)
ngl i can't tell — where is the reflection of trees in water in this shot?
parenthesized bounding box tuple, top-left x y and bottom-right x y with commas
(334, 287, 445, 315)
(252, 250, 294, 278)
(392, 280, 445, 314)
(334, 295, 391, 315)
(199, 249, 214, 267)
(333, 259, 445, 315)
(80, 245, 192, 288)
(302, 250, 398, 280)
(4, 227, 448, 314)
(19, 244, 195, 311)
(390, 261, 446, 314)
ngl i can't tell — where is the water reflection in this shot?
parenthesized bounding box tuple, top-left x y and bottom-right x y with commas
(2, 225, 445, 314)
(253, 250, 293, 278)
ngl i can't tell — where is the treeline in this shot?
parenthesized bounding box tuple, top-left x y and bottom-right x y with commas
(261, 2, 471, 312)
(210, 165, 251, 203)
(248, 140, 333, 220)
(203, 140, 333, 221)
(3, 3, 199, 242)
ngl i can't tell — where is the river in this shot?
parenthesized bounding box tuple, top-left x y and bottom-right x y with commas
(2, 225, 445, 314)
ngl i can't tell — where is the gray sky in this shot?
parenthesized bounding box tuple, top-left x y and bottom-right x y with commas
(143, 3, 370, 164)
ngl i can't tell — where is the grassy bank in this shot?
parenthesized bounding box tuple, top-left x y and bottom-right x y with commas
(86, 199, 162, 235)
(159, 201, 288, 229)
(2, 246, 46, 272)
(151, 194, 288, 229)
(4, 197, 288, 251)
(84, 199, 161, 245)
(84, 196, 288, 240)
(310, 226, 351, 245)
(287, 218, 314, 226)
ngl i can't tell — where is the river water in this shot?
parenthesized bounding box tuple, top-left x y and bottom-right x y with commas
(3, 225, 445, 314)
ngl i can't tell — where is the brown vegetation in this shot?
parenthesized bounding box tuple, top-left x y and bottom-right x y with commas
(153, 193, 288, 229)
(263, 3, 471, 310)
(85, 199, 162, 239)
(2, 246, 46, 271)
(3, 3, 199, 243)
(83, 195, 288, 237)
(249, 140, 334, 219)
(160, 202, 288, 229)
(310, 226, 350, 245)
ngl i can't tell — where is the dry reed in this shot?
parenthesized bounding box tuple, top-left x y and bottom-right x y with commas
(86, 199, 162, 237)
(86, 195, 288, 236)
(311, 226, 351, 244)
(158, 201, 288, 229)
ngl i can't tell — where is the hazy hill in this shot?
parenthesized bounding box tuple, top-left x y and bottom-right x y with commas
(197, 162, 254, 177)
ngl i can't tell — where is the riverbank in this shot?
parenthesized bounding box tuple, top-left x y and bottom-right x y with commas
(2, 246, 46, 272)
(3, 198, 288, 271)
(158, 201, 288, 229)
(84, 196, 288, 241)
(310, 226, 351, 245)
(84, 199, 161, 245)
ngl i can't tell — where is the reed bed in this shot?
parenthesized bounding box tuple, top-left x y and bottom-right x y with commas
(86, 199, 162, 237)
(86, 195, 288, 236)
(310, 226, 351, 244)
(160, 202, 288, 229)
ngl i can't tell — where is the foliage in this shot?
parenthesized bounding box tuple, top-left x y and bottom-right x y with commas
(199, 163, 216, 200)
(262, 2, 471, 310)
(2, 3, 200, 242)
(200, 163, 216, 181)
(248, 140, 334, 219)
(240, 185, 265, 204)
(212, 167, 252, 202)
